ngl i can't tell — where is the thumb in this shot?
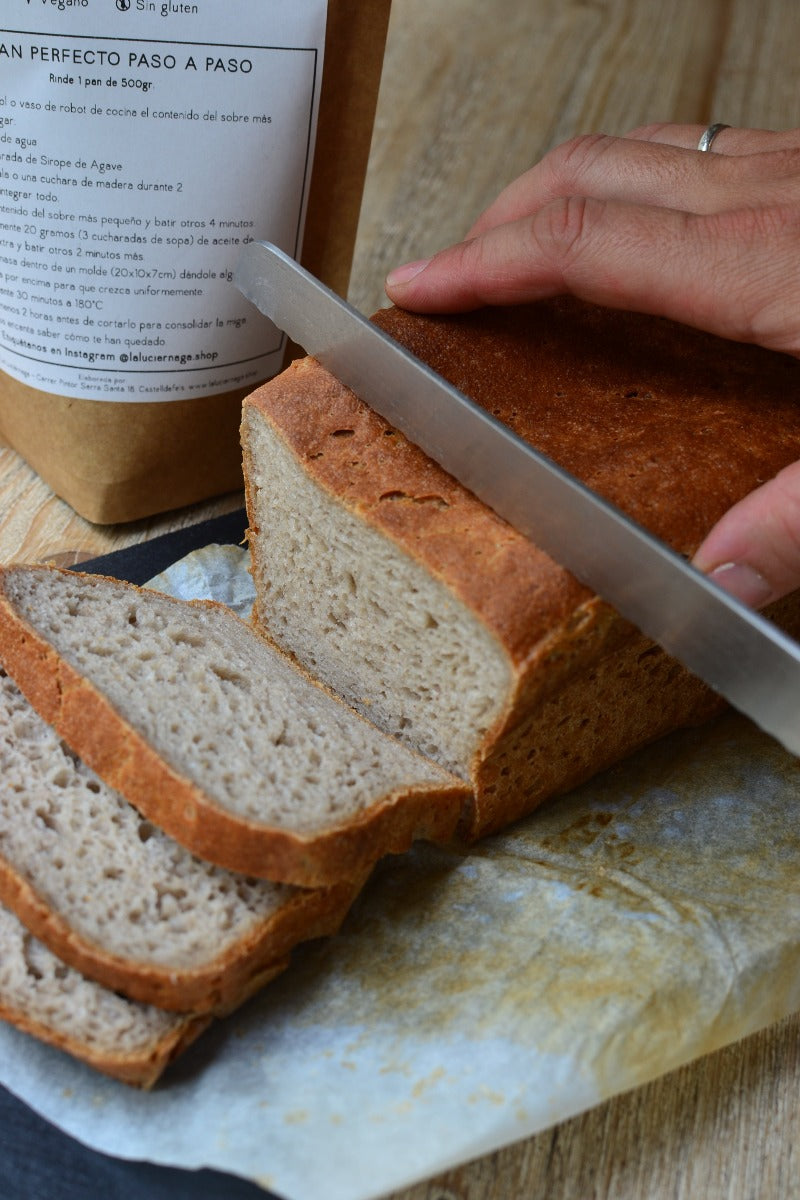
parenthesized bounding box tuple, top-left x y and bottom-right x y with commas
(693, 459, 800, 607)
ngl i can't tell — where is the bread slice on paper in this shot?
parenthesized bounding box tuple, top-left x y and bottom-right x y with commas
(0, 901, 210, 1089)
(0, 566, 469, 888)
(241, 298, 800, 838)
(0, 665, 362, 1012)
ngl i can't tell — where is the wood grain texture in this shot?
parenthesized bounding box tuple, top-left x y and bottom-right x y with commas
(348, 0, 800, 316)
(0, 444, 243, 566)
(2, 1, 800, 1194)
(384, 1014, 800, 1199)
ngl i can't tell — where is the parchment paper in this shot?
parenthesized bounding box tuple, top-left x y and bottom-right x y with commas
(1, 548, 799, 1200)
(147, 544, 256, 619)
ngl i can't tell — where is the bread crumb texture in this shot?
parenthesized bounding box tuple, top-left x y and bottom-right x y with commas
(1, 568, 451, 836)
(0, 902, 187, 1054)
(242, 298, 800, 826)
(0, 665, 294, 968)
(244, 413, 512, 776)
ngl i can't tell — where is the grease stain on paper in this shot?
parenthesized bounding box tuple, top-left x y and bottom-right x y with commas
(267, 710, 800, 1110)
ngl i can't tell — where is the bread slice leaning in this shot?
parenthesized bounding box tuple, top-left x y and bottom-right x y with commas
(0, 665, 362, 1011)
(0, 565, 469, 888)
(241, 298, 800, 837)
(0, 901, 209, 1089)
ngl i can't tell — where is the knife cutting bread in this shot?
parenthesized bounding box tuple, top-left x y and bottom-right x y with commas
(2, 295, 800, 1083)
(241, 297, 800, 837)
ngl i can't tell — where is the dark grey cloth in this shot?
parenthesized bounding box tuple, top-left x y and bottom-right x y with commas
(0, 1085, 273, 1199)
(79, 507, 248, 585)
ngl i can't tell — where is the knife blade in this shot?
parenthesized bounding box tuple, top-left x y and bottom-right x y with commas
(235, 240, 800, 756)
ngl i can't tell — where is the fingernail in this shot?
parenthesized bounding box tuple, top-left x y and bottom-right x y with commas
(385, 259, 431, 290)
(707, 561, 774, 608)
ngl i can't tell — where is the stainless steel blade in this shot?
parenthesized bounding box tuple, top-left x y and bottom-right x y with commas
(236, 240, 800, 756)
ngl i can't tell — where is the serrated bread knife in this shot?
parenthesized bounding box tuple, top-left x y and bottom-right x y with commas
(235, 240, 800, 757)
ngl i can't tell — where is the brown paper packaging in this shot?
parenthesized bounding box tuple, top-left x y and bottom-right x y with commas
(0, 0, 392, 525)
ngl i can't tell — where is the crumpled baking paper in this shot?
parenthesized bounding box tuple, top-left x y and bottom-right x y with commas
(1, 546, 800, 1200)
(146, 543, 256, 619)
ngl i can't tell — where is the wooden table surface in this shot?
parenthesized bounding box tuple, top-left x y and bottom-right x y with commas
(3, 1, 800, 1196)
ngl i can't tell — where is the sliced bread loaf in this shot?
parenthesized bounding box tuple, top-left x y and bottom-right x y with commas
(0, 901, 209, 1088)
(0, 664, 360, 1011)
(241, 298, 800, 837)
(0, 566, 469, 888)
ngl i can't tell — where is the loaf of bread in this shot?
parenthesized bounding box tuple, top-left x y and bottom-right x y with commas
(241, 298, 800, 838)
(0, 901, 209, 1088)
(0, 664, 363, 1012)
(0, 565, 469, 888)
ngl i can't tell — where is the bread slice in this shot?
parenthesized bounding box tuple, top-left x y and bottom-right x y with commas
(0, 901, 209, 1088)
(0, 664, 363, 1011)
(241, 298, 800, 838)
(0, 566, 469, 888)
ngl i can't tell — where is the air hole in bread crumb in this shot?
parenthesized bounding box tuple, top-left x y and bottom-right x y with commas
(209, 663, 248, 688)
(22, 941, 43, 981)
(330, 428, 355, 438)
(169, 629, 206, 649)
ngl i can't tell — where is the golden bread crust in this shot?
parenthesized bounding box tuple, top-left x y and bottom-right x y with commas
(0, 996, 210, 1089)
(246, 298, 800, 672)
(243, 299, 800, 832)
(0, 853, 346, 1013)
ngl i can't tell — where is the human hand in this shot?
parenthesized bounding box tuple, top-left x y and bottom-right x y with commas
(385, 124, 800, 606)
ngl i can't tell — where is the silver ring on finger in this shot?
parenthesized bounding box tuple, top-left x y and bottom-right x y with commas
(697, 122, 731, 152)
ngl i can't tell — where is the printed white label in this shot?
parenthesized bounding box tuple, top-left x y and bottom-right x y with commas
(0, 2, 327, 401)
